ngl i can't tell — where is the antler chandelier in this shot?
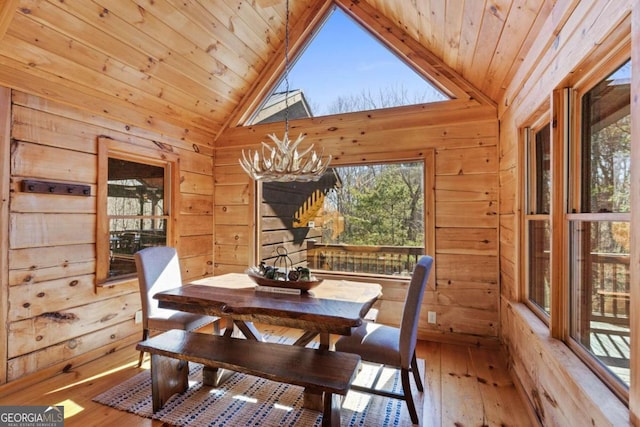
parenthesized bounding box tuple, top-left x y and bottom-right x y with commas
(239, 0, 331, 182)
(240, 133, 331, 182)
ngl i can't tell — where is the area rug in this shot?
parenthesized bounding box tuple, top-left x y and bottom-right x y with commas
(93, 350, 423, 426)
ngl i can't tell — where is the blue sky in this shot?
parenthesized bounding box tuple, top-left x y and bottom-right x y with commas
(275, 8, 446, 116)
(610, 59, 631, 80)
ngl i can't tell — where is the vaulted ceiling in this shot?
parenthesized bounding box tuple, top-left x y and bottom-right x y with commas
(0, 0, 554, 146)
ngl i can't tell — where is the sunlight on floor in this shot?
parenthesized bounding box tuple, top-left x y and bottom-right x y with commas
(208, 388, 224, 397)
(48, 361, 143, 394)
(343, 363, 398, 413)
(342, 391, 373, 412)
(273, 402, 294, 411)
(233, 394, 257, 403)
(54, 399, 84, 418)
(230, 394, 296, 413)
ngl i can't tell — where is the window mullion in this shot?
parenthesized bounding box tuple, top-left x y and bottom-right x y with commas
(550, 88, 570, 339)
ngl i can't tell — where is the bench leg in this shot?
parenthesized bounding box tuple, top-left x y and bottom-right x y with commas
(202, 366, 235, 387)
(299, 331, 334, 410)
(150, 354, 188, 412)
(303, 388, 324, 411)
(322, 392, 342, 427)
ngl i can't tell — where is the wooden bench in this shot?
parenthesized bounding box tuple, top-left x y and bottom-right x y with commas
(136, 329, 361, 427)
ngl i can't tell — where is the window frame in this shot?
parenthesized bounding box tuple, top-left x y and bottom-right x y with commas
(520, 45, 632, 404)
(523, 118, 552, 321)
(96, 136, 180, 286)
(565, 55, 632, 402)
(253, 150, 436, 286)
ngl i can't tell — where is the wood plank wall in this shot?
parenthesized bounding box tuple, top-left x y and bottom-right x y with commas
(215, 99, 500, 345)
(0, 87, 11, 386)
(498, 0, 633, 424)
(1, 90, 214, 385)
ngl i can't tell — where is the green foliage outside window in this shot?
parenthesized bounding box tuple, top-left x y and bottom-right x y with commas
(323, 162, 424, 247)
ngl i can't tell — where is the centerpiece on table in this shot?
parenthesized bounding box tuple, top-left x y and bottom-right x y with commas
(246, 246, 323, 293)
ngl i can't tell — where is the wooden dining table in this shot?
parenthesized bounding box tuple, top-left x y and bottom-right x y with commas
(154, 272, 382, 349)
(154, 272, 382, 411)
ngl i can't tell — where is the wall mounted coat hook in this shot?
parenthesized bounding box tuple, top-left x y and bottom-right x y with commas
(21, 180, 91, 197)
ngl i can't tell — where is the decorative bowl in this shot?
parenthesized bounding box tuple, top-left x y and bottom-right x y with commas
(245, 268, 323, 292)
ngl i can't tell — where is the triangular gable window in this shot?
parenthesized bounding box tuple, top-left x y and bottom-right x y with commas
(249, 6, 449, 124)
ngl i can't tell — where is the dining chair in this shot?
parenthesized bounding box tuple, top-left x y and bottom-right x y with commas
(134, 246, 220, 367)
(334, 255, 433, 425)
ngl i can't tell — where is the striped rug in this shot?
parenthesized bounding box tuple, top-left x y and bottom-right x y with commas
(93, 347, 423, 426)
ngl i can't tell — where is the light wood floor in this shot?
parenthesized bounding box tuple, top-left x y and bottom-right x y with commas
(0, 325, 537, 426)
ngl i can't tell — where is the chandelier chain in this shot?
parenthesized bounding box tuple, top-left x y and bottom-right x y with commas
(284, 0, 290, 136)
(238, 0, 332, 182)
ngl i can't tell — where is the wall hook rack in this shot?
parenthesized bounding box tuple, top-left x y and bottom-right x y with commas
(21, 179, 91, 197)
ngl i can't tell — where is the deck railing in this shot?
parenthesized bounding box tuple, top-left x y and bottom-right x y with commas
(591, 252, 630, 326)
(306, 241, 423, 276)
(304, 243, 628, 323)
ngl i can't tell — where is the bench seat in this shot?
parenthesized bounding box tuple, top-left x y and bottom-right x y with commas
(136, 329, 361, 427)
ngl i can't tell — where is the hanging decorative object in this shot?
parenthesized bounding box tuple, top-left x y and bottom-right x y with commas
(239, 0, 331, 182)
(239, 133, 331, 182)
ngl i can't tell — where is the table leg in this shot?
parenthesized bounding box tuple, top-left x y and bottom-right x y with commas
(319, 332, 331, 350)
(203, 317, 239, 387)
(234, 320, 264, 341)
(293, 331, 331, 349)
(203, 319, 265, 387)
(294, 330, 318, 347)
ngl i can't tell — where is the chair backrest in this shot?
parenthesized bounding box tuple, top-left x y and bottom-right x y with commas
(399, 255, 434, 368)
(134, 246, 183, 327)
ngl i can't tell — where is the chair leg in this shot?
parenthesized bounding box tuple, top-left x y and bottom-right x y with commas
(411, 352, 424, 392)
(401, 368, 419, 425)
(137, 329, 149, 367)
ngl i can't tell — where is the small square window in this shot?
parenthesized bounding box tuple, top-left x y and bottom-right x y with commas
(96, 137, 178, 285)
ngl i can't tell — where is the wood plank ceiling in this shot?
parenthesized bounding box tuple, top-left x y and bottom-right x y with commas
(0, 0, 554, 146)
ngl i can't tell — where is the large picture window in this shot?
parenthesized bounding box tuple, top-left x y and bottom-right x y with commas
(96, 137, 179, 285)
(568, 59, 630, 394)
(259, 161, 427, 277)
